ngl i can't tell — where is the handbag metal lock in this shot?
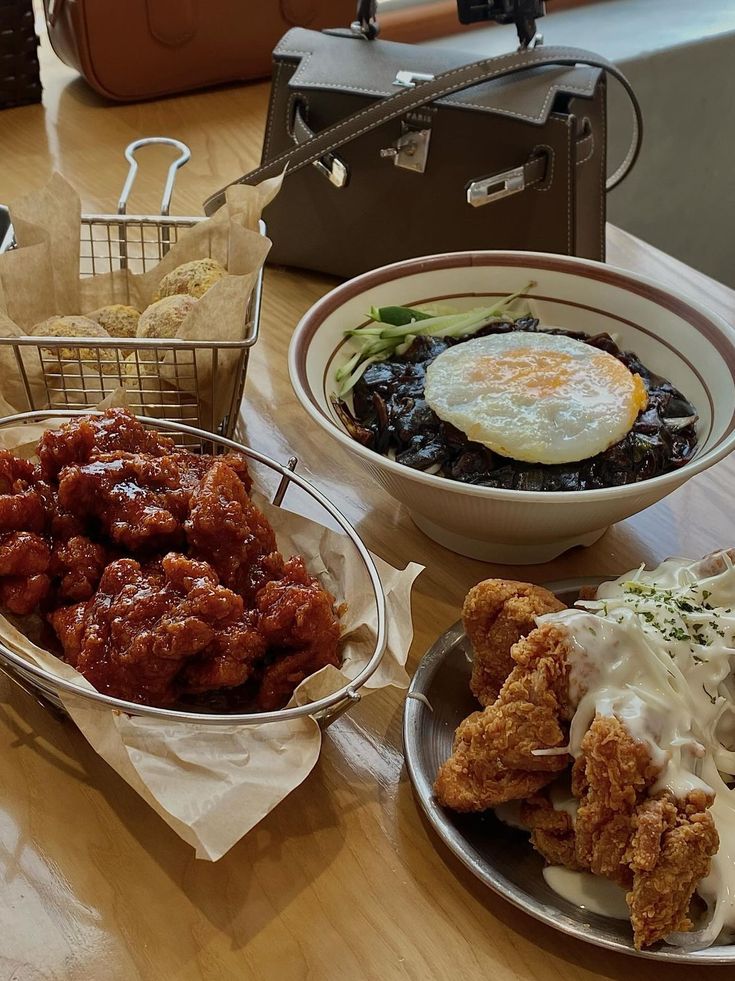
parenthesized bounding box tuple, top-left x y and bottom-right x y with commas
(379, 121, 432, 173)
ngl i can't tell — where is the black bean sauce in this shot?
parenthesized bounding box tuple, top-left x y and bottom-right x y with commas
(334, 317, 698, 492)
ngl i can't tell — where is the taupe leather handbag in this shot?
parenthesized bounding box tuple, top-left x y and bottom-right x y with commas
(205, 13, 642, 278)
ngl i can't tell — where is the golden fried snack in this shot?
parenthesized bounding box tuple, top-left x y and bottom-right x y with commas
(463, 579, 566, 705)
(137, 294, 197, 341)
(155, 258, 227, 300)
(434, 624, 572, 811)
(30, 315, 119, 374)
(572, 715, 663, 884)
(519, 793, 584, 871)
(627, 791, 718, 949)
(87, 304, 140, 338)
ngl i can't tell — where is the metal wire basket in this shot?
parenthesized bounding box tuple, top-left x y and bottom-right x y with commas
(0, 410, 388, 729)
(0, 138, 263, 448)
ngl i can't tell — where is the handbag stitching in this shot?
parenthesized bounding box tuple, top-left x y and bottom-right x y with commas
(258, 54, 597, 178)
(574, 130, 595, 168)
(264, 59, 287, 161)
(529, 141, 554, 193)
(543, 116, 571, 251)
(280, 46, 596, 124)
(287, 92, 311, 143)
(600, 83, 606, 258)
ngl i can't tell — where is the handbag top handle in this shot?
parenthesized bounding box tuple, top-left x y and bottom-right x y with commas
(204, 36, 642, 216)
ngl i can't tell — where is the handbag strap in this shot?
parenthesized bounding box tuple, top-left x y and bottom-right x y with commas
(205, 43, 642, 211)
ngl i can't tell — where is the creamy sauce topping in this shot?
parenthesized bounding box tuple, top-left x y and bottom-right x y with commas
(542, 866, 630, 920)
(538, 551, 735, 946)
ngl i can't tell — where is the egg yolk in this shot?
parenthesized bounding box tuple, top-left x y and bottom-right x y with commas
(466, 347, 648, 408)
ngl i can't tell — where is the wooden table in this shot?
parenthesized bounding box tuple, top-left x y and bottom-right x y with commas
(3, 26, 735, 981)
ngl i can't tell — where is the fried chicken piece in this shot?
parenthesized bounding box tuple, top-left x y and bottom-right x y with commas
(57, 453, 186, 552)
(434, 624, 572, 811)
(626, 791, 718, 949)
(255, 555, 342, 710)
(572, 715, 662, 885)
(0, 530, 52, 614)
(180, 611, 265, 693)
(520, 793, 585, 871)
(0, 450, 48, 533)
(49, 553, 263, 705)
(37, 408, 175, 479)
(0, 574, 51, 614)
(186, 460, 283, 599)
(50, 534, 109, 602)
(464, 579, 566, 705)
(0, 531, 50, 576)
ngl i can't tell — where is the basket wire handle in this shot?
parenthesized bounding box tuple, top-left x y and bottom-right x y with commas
(117, 137, 191, 267)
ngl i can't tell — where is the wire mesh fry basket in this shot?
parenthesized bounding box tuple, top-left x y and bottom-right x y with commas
(0, 138, 263, 448)
(0, 410, 388, 729)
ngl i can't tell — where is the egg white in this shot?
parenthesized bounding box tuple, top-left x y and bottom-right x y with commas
(423, 332, 648, 465)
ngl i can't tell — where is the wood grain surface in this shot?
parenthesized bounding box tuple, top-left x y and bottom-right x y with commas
(2, 22, 734, 981)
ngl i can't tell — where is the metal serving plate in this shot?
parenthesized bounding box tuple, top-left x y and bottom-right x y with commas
(402, 578, 735, 965)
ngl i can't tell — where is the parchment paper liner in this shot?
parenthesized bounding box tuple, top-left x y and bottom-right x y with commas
(0, 172, 281, 430)
(0, 419, 422, 860)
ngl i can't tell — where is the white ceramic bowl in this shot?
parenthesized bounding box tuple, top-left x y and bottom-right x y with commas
(289, 252, 735, 564)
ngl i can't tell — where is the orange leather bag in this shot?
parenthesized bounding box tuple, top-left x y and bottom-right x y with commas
(43, 0, 355, 101)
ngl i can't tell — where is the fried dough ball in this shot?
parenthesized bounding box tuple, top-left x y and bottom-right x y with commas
(29, 316, 118, 374)
(136, 294, 197, 348)
(464, 579, 566, 706)
(155, 258, 227, 301)
(87, 304, 140, 338)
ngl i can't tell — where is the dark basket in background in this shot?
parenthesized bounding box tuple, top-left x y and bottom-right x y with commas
(0, 0, 42, 109)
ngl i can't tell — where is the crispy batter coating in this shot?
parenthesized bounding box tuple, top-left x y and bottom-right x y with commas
(186, 460, 282, 600)
(434, 624, 572, 811)
(520, 793, 584, 871)
(49, 553, 263, 705)
(463, 579, 566, 705)
(626, 791, 718, 949)
(256, 556, 342, 710)
(572, 715, 662, 885)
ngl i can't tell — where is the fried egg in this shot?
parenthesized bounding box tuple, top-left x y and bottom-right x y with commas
(424, 332, 648, 465)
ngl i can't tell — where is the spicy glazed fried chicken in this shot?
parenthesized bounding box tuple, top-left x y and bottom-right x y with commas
(49, 553, 265, 705)
(463, 579, 566, 705)
(255, 555, 342, 710)
(434, 624, 572, 811)
(0, 409, 343, 712)
(37, 408, 175, 478)
(186, 460, 283, 600)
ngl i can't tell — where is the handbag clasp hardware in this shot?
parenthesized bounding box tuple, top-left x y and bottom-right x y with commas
(466, 166, 525, 207)
(313, 154, 349, 188)
(393, 70, 435, 88)
(380, 125, 431, 174)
